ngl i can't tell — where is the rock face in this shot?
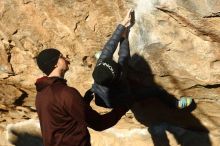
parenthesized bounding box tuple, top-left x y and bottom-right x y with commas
(0, 0, 220, 145)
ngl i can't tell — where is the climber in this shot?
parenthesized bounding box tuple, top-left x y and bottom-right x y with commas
(84, 8, 135, 108)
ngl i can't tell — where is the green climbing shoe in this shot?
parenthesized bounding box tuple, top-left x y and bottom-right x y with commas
(178, 97, 192, 109)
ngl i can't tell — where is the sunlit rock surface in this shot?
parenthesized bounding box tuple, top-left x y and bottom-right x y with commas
(0, 0, 220, 145)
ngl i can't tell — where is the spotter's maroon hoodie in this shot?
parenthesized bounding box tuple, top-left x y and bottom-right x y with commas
(35, 76, 127, 146)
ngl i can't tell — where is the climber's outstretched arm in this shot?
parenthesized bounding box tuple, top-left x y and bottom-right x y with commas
(98, 9, 133, 61)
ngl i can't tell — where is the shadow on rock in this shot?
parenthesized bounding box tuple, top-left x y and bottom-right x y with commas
(7, 119, 43, 146)
(128, 53, 211, 146)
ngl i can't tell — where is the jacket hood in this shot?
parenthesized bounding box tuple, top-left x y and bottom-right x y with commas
(35, 76, 67, 92)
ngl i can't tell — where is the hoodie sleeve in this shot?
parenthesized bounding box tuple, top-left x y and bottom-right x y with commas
(62, 87, 128, 131)
(85, 105, 128, 131)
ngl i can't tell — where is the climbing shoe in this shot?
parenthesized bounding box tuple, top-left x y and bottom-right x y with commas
(177, 97, 192, 109)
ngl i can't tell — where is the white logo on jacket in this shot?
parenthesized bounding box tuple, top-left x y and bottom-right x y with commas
(97, 61, 115, 77)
